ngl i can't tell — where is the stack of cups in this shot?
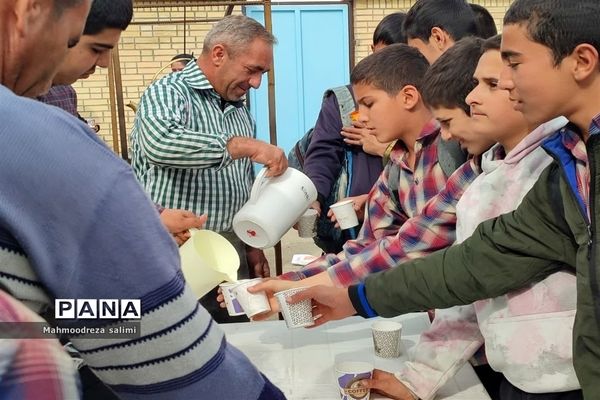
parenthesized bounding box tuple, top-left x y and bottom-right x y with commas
(228, 278, 271, 318)
(274, 287, 315, 329)
(371, 320, 403, 358)
(335, 361, 373, 400)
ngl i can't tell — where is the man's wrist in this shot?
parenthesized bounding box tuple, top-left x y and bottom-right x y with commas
(348, 283, 377, 318)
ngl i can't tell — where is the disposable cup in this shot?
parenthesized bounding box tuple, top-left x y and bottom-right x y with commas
(371, 320, 402, 358)
(219, 281, 247, 316)
(329, 199, 359, 230)
(297, 209, 318, 238)
(335, 361, 373, 400)
(231, 278, 271, 318)
(274, 287, 314, 328)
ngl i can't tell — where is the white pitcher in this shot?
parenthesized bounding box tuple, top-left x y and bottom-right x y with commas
(179, 229, 240, 298)
(233, 167, 317, 249)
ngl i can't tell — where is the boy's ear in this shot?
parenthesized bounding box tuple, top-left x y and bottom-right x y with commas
(429, 27, 453, 52)
(570, 43, 599, 82)
(400, 85, 421, 110)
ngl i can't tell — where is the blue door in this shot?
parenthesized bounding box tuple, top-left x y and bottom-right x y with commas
(245, 5, 350, 158)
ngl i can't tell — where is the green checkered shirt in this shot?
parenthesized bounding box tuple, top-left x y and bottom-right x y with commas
(131, 61, 255, 232)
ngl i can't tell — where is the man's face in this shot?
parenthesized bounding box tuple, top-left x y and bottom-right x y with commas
(171, 61, 187, 72)
(11, 0, 91, 97)
(213, 38, 272, 101)
(53, 28, 122, 85)
(353, 82, 406, 143)
(467, 50, 528, 148)
(500, 24, 572, 127)
(432, 106, 492, 156)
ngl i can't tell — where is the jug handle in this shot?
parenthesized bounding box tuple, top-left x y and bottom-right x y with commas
(249, 167, 269, 203)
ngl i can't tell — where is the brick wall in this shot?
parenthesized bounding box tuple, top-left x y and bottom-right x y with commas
(75, 1, 513, 154)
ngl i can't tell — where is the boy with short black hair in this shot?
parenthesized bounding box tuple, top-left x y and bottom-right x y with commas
(404, 0, 477, 63)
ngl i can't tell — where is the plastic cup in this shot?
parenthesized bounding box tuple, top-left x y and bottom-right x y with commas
(274, 287, 314, 329)
(297, 209, 318, 238)
(335, 361, 373, 400)
(219, 281, 247, 316)
(371, 320, 402, 358)
(231, 278, 271, 318)
(329, 199, 359, 230)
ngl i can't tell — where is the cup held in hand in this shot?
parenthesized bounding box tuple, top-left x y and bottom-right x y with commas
(274, 287, 314, 328)
(219, 281, 247, 316)
(297, 209, 318, 238)
(231, 278, 271, 318)
(329, 199, 359, 230)
(335, 361, 373, 400)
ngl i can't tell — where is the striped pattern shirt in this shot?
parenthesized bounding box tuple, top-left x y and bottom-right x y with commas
(131, 61, 255, 232)
(0, 86, 284, 399)
(281, 121, 474, 286)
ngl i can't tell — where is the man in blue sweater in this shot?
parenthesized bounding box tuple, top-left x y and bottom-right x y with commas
(0, 0, 285, 399)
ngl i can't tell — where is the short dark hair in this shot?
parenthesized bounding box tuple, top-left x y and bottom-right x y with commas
(483, 34, 502, 52)
(504, 0, 600, 65)
(350, 43, 429, 96)
(470, 3, 498, 39)
(171, 53, 194, 63)
(83, 0, 133, 35)
(373, 12, 407, 46)
(52, 0, 85, 16)
(404, 0, 477, 42)
(421, 36, 485, 114)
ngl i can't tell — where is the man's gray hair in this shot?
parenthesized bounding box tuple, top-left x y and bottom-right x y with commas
(202, 15, 276, 57)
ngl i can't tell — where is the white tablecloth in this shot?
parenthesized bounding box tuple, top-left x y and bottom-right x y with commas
(221, 312, 491, 400)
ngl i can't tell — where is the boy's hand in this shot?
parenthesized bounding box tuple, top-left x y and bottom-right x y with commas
(246, 278, 300, 321)
(288, 285, 356, 327)
(360, 370, 418, 400)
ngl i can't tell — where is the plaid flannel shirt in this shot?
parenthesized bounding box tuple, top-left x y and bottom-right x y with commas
(0, 290, 80, 399)
(282, 121, 479, 286)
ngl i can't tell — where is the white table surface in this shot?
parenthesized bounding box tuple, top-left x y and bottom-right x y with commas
(221, 312, 491, 400)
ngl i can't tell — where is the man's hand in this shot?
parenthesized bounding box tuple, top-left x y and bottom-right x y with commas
(246, 246, 270, 278)
(360, 370, 417, 400)
(246, 278, 300, 321)
(341, 121, 390, 157)
(159, 210, 207, 245)
(288, 285, 356, 327)
(227, 137, 287, 177)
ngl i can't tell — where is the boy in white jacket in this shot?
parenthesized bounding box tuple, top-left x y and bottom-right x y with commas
(363, 35, 578, 400)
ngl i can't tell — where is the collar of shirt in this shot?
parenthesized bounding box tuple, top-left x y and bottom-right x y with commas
(180, 61, 244, 109)
(589, 112, 600, 136)
(561, 125, 589, 166)
(389, 118, 440, 166)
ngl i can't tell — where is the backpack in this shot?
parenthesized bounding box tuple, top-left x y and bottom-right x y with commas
(288, 86, 356, 253)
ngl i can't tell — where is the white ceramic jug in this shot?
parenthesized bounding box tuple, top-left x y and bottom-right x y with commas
(179, 229, 240, 298)
(233, 167, 317, 248)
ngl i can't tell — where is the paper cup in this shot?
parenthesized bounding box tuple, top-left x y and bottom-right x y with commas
(274, 287, 314, 329)
(231, 278, 271, 318)
(371, 320, 402, 358)
(329, 199, 359, 230)
(335, 361, 373, 400)
(297, 209, 318, 238)
(219, 281, 247, 316)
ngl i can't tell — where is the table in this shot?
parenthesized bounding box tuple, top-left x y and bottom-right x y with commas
(222, 312, 491, 400)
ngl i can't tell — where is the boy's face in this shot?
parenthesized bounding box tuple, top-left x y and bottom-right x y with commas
(53, 28, 122, 85)
(432, 106, 492, 156)
(500, 24, 572, 126)
(353, 82, 407, 143)
(467, 49, 528, 147)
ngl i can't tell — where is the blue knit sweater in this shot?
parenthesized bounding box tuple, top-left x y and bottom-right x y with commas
(0, 85, 284, 399)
